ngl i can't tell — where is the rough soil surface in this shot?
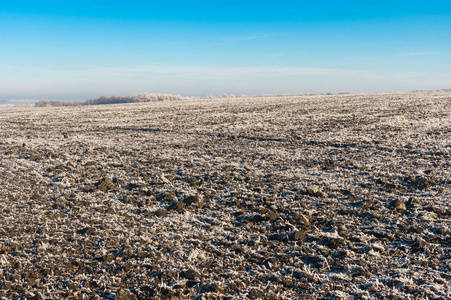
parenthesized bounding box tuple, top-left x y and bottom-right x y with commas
(0, 92, 450, 299)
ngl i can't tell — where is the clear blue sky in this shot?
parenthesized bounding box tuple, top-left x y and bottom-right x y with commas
(1, 1, 450, 100)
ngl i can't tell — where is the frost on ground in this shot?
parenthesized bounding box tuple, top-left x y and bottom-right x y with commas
(0, 91, 450, 299)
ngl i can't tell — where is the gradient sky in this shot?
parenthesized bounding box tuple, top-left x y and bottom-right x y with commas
(1, 1, 450, 100)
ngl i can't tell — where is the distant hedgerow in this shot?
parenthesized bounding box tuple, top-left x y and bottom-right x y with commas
(35, 93, 185, 107)
(34, 99, 84, 107)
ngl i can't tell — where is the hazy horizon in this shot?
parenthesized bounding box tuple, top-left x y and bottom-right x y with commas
(1, 1, 450, 101)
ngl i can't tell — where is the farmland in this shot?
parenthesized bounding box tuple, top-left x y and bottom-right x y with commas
(0, 91, 450, 299)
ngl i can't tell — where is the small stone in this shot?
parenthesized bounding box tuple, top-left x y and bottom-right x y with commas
(250, 214, 266, 222)
(268, 230, 306, 243)
(154, 208, 168, 217)
(375, 178, 386, 185)
(263, 197, 276, 205)
(390, 200, 406, 212)
(186, 280, 198, 288)
(292, 213, 310, 226)
(282, 279, 293, 287)
(306, 186, 326, 197)
(31, 193, 42, 200)
(411, 240, 426, 252)
(208, 283, 223, 293)
(137, 251, 148, 258)
(434, 278, 448, 285)
(67, 161, 76, 169)
(121, 246, 134, 259)
(147, 195, 157, 204)
(164, 191, 176, 200)
(183, 194, 205, 208)
(289, 230, 306, 242)
(405, 197, 420, 209)
(103, 254, 115, 263)
(167, 200, 185, 211)
(188, 177, 199, 186)
(230, 243, 241, 253)
(55, 164, 65, 170)
(161, 176, 170, 184)
(77, 227, 96, 235)
(116, 289, 135, 300)
(407, 225, 423, 234)
(307, 186, 320, 196)
(68, 281, 79, 290)
(266, 211, 279, 221)
(349, 266, 368, 277)
(34, 292, 45, 300)
(413, 176, 435, 189)
(112, 177, 125, 185)
(182, 269, 200, 280)
(322, 237, 345, 249)
(268, 233, 281, 241)
(248, 289, 263, 299)
(368, 283, 378, 293)
(124, 196, 135, 204)
(263, 257, 279, 268)
(96, 177, 113, 192)
(420, 211, 437, 221)
(433, 226, 450, 234)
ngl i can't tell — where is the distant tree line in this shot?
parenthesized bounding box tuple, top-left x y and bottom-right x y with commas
(35, 93, 185, 107)
(34, 100, 85, 107)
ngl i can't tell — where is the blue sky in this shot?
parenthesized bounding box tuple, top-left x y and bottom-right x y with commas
(1, 1, 450, 100)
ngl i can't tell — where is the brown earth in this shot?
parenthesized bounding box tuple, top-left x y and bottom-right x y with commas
(0, 91, 450, 299)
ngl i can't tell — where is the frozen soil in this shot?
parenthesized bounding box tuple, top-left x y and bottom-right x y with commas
(0, 91, 450, 299)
